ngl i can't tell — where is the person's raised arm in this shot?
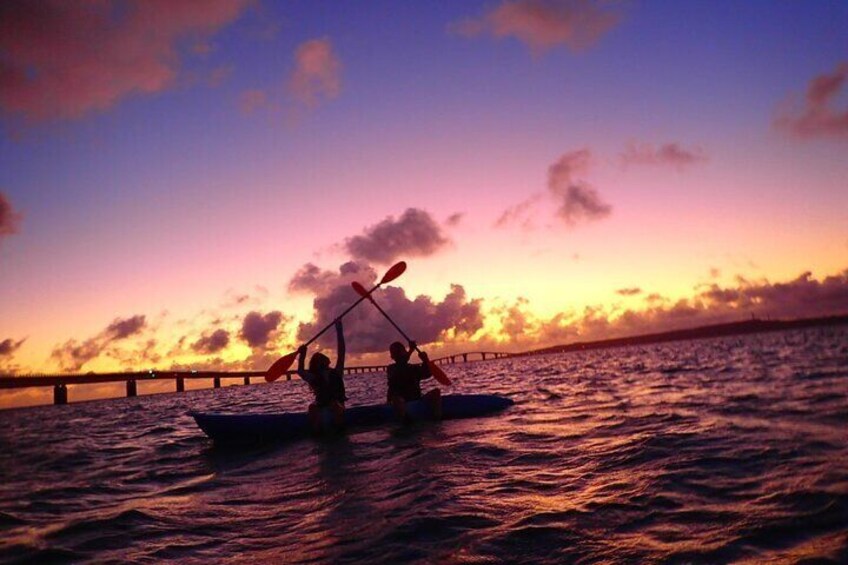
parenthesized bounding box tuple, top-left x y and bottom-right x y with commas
(296, 345, 314, 384)
(418, 349, 432, 380)
(334, 318, 346, 372)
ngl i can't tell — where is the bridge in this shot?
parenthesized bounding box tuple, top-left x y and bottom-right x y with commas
(0, 351, 511, 405)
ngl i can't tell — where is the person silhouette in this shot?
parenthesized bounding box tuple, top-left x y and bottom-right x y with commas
(297, 319, 347, 432)
(386, 340, 442, 422)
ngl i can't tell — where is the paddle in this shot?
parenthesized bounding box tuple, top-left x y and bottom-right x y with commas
(265, 261, 407, 382)
(351, 281, 452, 386)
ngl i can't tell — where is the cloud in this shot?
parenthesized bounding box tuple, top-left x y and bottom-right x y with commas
(0, 337, 25, 356)
(291, 262, 484, 354)
(192, 329, 230, 355)
(287, 37, 342, 108)
(240, 311, 284, 349)
(494, 194, 543, 230)
(104, 315, 146, 340)
(478, 267, 848, 352)
(547, 149, 612, 226)
(616, 287, 642, 296)
(289, 261, 378, 296)
(238, 89, 269, 114)
(775, 62, 848, 139)
(344, 208, 452, 264)
(0, 0, 249, 123)
(621, 141, 707, 168)
(445, 212, 465, 227)
(495, 149, 611, 230)
(452, 0, 621, 56)
(0, 192, 22, 238)
(50, 314, 147, 371)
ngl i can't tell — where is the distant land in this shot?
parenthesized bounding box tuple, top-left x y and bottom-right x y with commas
(514, 314, 848, 358)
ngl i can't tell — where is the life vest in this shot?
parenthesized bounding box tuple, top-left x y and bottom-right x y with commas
(311, 369, 346, 406)
(387, 363, 425, 401)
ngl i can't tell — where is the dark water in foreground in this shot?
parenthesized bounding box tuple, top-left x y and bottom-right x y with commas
(1, 328, 847, 564)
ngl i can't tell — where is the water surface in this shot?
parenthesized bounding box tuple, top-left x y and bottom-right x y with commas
(1, 328, 847, 563)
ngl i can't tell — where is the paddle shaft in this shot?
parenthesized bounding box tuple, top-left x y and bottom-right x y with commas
(364, 294, 418, 351)
(302, 289, 374, 348)
(300, 261, 407, 348)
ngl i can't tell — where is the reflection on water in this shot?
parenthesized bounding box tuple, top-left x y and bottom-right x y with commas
(1, 328, 847, 563)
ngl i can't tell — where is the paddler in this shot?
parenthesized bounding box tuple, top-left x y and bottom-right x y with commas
(386, 340, 442, 421)
(296, 318, 347, 432)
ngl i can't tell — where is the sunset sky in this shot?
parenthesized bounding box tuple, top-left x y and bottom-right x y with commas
(1, 0, 847, 394)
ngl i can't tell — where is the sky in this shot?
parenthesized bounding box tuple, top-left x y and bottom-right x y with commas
(1, 0, 847, 403)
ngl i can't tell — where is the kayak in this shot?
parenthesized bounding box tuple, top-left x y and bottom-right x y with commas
(190, 393, 513, 444)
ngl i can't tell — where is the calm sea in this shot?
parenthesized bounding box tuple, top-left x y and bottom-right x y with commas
(1, 328, 846, 563)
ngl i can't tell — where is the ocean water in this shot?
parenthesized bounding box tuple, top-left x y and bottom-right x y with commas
(1, 328, 846, 564)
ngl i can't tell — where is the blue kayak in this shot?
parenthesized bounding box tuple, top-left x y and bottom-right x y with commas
(190, 394, 513, 443)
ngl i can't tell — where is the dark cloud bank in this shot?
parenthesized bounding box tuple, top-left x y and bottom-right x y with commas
(292, 261, 484, 354)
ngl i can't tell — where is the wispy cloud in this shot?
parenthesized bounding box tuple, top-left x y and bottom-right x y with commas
(238, 89, 270, 114)
(451, 0, 622, 56)
(621, 141, 707, 169)
(0, 338, 25, 357)
(495, 148, 611, 230)
(0, 0, 250, 123)
(50, 315, 147, 371)
(616, 287, 642, 296)
(548, 149, 611, 226)
(775, 62, 848, 139)
(288, 37, 342, 108)
(344, 208, 451, 264)
(0, 192, 22, 239)
(494, 194, 543, 231)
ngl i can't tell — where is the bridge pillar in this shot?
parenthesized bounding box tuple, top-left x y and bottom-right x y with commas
(126, 379, 137, 397)
(53, 384, 68, 405)
(213, 377, 221, 389)
(286, 373, 291, 381)
(462, 353, 468, 362)
(482, 352, 487, 360)
(244, 377, 250, 385)
(176, 377, 185, 392)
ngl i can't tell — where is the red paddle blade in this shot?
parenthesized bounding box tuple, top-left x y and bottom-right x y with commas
(351, 281, 369, 297)
(429, 361, 452, 386)
(265, 351, 297, 382)
(380, 261, 406, 284)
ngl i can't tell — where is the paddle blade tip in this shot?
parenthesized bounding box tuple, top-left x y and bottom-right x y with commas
(381, 261, 407, 284)
(265, 352, 297, 382)
(351, 281, 368, 297)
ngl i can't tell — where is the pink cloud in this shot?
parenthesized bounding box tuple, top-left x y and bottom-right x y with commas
(482, 267, 848, 351)
(0, 338, 25, 357)
(289, 261, 377, 296)
(775, 62, 848, 139)
(548, 149, 611, 226)
(291, 262, 484, 354)
(621, 141, 707, 168)
(192, 329, 230, 355)
(494, 194, 542, 230)
(287, 37, 342, 108)
(0, 0, 250, 122)
(50, 314, 147, 371)
(238, 89, 269, 114)
(240, 311, 285, 349)
(452, 0, 621, 55)
(0, 191, 22, 238)
(616, 287, 642, 296)
(344, 208, 451, 264)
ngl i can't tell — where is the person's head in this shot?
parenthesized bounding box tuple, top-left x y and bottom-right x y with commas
(389, 341, 409, 363)
(309, 352, 330, 373)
